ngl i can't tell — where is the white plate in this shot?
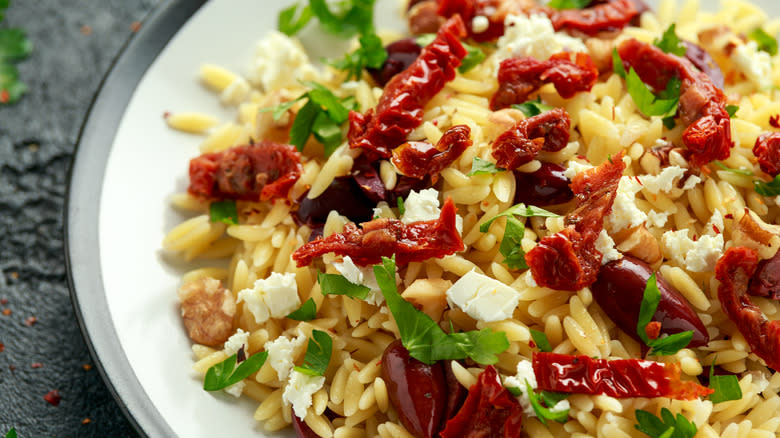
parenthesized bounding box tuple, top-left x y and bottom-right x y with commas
(66, 1, 779, 437)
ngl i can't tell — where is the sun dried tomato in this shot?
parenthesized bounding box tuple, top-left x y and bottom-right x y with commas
(549, 0, 641, 36)
(533, 352, 714, 400)
(492, 108, 571, 170)
(439, 365, 523, 438)
(188, 141, 302, 202)
(716, 247, 780, 370)
(770, 115, 780, 128)
(292, 198, 464, 267)
(525, 153, 625, 291)
(392, 125, 472, 182)
(348, 16, 467, 160)
(491, 53, 598, 110)
(753, 132, 780, 177)
(617, 38, 733, 167)
(437, 0, 508, 42)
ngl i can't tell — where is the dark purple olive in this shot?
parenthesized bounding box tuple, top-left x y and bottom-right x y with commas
(367, 38, 422, 87)
(295, 177, 375, 226)
(443, 360, 468, 423)
(382, 340, 447, 438)
(513, 162, 574, 206)
(591, 256, 709, 347)
(684, 41, 725, 89)
(748, 250, 780, 300)
(292, 410, 318, 438)
(352, 154, 431, 206)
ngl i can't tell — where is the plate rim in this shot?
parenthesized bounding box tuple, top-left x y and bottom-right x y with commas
(64, 1, 208, 436)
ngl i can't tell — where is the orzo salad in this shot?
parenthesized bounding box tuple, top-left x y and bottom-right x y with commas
(163, 0, 780, 437)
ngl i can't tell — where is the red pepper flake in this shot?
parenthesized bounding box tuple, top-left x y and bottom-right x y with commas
(693, 234, 698, 241)
(9, 365, 15, 371)
(725, 213, 734, 219)
(529, 339, 537, 349)
(770, 114, 780, 128)
(10, 272, 18, 279)
(634, 175, 643, 185)
(83, 364, 92, 371)
(32, 362, 43, 369)
(645, 321, 662, 340)
(163, 111, 171, 119)
(0, 343, 4, 352)
(612, 106, 616, 121)
(82, 418, 91, 425)
(2, 309, 11, 316)
(0, 298, 7, 305)
(44, 390, 61, 406)
(432, 119, 439, 126)
(713, 224, 721, 234)
(80, 25, 92, 35)
(130, 21, 142, 32)
(0, 89, 9, 104)
(24, 316, 37, 326)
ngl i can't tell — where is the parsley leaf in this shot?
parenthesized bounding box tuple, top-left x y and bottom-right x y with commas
(548, 0, 592, 10)
(637, 274, 693, 356)
(287, 298, 317, 321)
(308, 0, 376, 38)
(278, 3, 314, 36)
(209, 200, 239, 225)
(512, 97, 554, 118)
(726, 104, 739, 118)
(635, 408, 697, 438)
(374, 256, 509, 365)
(754, 175, 780, 196)
(397, 196, 405, 215)
(530, 329, 553, 352)
(318, 272, 371, 299)
(0, 28, 32, 62)
(0, 0, 7, 22)
(526, 380, 569, 425)
(714, 161, 753, 176)
(506, 386, 523, 397)
(749, 28, 778, 56)
(328, 32, 387, 81)
(708, 358, 742, 404)
(294, 329, 333, 376)
(467, 157, 505, 176)
(0, 24, 32, 105)
(612, 48, 628, 79)
(459, 42, 486, 73)
(203, 351, 269, 391)
(654, 24, 686, 57)
(480, 204, 560, 270)
(614, 49, 681, 119)
(5, 428, 16, 438)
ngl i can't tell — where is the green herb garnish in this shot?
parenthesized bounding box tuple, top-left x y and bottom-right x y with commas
(754, 175, 780, 196)
(467, 157, 505, 176)
(294, 329, 333, 376)
(318, 272, 371, 299)
(5, 428, 16, 438)
(637, 274, 693, 356)
(526, 380, 570, 425)
(530, 329, 552, 352)
(708, 357, 742, 404)
(287, 298, 317, 321)
(459, 42, 486, 73)
(0, 3, 33, 105)
(654, 24, 686, 57)
(209, 200, 239, 225)
(748, 28, 778, 56)
(726, 104, 739, 118)
(635, 408, 697, 438)
(328, 32, 387, 81)
(480, 204, 560, 270)
(512, 97, 555, 118)
(278, 3, 314, 36)
(204, 350, 268, 391)
(548, 0, 592, 10)
(714, 161, 753, 176)
(281, 0, 376, 38)
(613, 49, 681, 119)
(397, 196, 405, 216)
(374, 256, 509, 365)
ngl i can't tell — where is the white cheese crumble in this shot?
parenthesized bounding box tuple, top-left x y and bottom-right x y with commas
(733, 40, 773, 90)
(264, 333, 307, 381)
(563, 159, 594, 180)
(283, 370, 326, 419)
(402, 188, 463, 233)
(607, 176, 647, 232)
(704, 210, 725, 236)
(237, 272, 301, 324)
(595, 230, 622, 265)
(249, 31, 319, 92)
(647, 210, 671, 228)
(219, 76, 250, 106)
(445, 270, 521, 322)
(223, 328, 249, 357)
(223, 381, 246, 398)
(496, 14, 587, 62)
(661, 230, 724, 273)
(638, 165, 701, 194)
(503, 360, 538, 416)
(333, 256, 385, 306)
(472, 15, 490, 34)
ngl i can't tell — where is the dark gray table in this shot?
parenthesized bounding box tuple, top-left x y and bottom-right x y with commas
(0, 2, 163, 436)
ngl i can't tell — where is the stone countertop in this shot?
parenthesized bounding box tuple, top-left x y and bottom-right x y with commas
(0, 2, 163, 436)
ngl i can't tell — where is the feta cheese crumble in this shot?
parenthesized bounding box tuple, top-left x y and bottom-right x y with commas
(333, 256, 385, 306)
(496, 14, 587, 62)
(503, 360, 537, 416)
(223, 328, 250, 356)
(563, 158, 593, 180)
(446, 270, 520, 322)
(401, 188, 463, 233)
(661, 230, 724, 273)
(283, 370, 326, 419)
(607, 176, 647, 232)
(639, 166, 696, 194)
(733, 40, 773, 90)
(595, 230, 622, 265)
(249, 31, 320, 92)
(237, 272, 301, 324)
(264, 333, 307, 381)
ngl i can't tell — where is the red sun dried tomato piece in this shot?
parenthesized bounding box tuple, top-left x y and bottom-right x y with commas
(292, 198, 464, 267)
(44, 389, 62, 406)
(525, 153, 625, 291)
(549, 0, 641, 36)
(770, 114, 780, 128)
(617, 38, 733, 167)
(188, 141, 303, 202)
(348, 16, 468, 159)
(393, 125, 472, 182)
(716, 247, 780, 370)
(533, 352, 714, 400)
(437, 0, 508, 42)
(491, 52, 598, 110)
(440, 365, 523, 438)
(492, 108, 571, 170)
(753, 132, 780, 177)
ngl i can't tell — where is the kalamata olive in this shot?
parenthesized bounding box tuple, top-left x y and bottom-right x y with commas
(295, 177, 375, 226)
(683, 41, 725, 89)
(513, 162, 574, 206)
(443, 360, 468, 423)
(367, 38, 422, 87)
(748, 250, 780, 300)
(292, 410, 318, 438)
(591, 256, 709, 347)
(381, 340, 447, 438)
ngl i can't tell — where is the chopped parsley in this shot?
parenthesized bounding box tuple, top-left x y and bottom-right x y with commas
(726, 104, 739, 118)
(278, 3, 314, 36)
(613, 49, 681, 119)
(530, 329, 552, 352)
(328, 32, 387, 81)
(287, 297, 317, 321)
(637, 274, 693, 356)
(635, 408, 697, 438)
(480, 204, 560, 270)
(713, 161, 753, 176)
(525, 380, 570, 425)
(294, 329, 333, 376)
(467, 157, 505, 176)
(754, 175, 780, 196)
(279, 0, 376, 38)
(415, 33, 484, 73)
(397, 196, 405, 215)
(318, 272, 371, 299)
(374, 256, 509, 365)
(548, 0, 592, 10)
(748, 28, 778, 56)
(512, 97, 554, 118)
(5, 428, 16, 438)
(708, 358, 742, 404)
(209, 200, 239, 225)
(654, 24, 686, 57)
(0, 2, 33, 105)
(203, 350, 269, 391)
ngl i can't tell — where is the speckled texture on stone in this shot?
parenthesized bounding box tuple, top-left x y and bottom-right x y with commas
(0, 1, 161, 437)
